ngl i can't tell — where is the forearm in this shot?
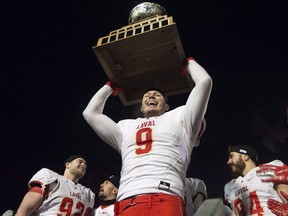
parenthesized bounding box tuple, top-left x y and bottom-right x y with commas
(83, 85, 112, 116)
(83, 85, 121, 149)
(183, 59, 213, 138)
(231, 209, 237, 216)
(276, 184, 288, 203)
(194, 194, 206, 210)
(187, 59, 212, 84)
(15, 192, 43, 216)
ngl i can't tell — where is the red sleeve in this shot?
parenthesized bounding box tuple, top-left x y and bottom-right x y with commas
(29, 183, 50, 198)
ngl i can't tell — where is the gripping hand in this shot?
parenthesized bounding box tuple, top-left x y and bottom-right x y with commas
(181, 57, 196, 76)
(106, 81, 123, 96)
(257, 164, 288, 184)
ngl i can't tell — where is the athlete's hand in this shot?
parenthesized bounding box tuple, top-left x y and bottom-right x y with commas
(256, 164, 288, 184)
(268, 192, 288, 216)
(181, 57, 196, 76)
(106, 81, 123, 96)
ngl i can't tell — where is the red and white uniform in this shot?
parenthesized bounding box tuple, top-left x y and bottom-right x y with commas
(91, 205, 115, 216)
(84, 60, 212, 202)
(29, 168, 95, 216)
(224, 160, 285, 216)
(185, 178, 207, 215)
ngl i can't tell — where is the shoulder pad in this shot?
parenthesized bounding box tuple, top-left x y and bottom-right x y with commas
(29, 168, 59, 188)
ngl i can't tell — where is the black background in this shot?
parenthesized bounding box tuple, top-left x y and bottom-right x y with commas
(2, 0, 288, 213)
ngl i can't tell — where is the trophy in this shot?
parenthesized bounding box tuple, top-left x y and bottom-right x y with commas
(92, 2, 194, 106)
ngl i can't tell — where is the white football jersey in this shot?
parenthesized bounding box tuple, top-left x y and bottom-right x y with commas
(83, 59, 211, 202)
(29, 168, 95, 216)
(224, 160, 284, 216)
(91, 205, 114, 216)
(116, 106, 199, 201)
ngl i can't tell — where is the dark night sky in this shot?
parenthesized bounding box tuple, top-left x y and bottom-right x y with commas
(2, 0, 288, 213)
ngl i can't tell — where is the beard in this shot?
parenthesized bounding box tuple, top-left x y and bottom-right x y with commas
(231, 156, 246, 177)
(143, 109, 162, 117)
(98, 191, 105, 200)
(141, 107, 164, 118)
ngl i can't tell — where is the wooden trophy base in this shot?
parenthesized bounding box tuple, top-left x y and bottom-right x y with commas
(92, 15, 194, 106)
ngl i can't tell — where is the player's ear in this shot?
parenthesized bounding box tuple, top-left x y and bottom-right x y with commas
(165, 104, 169, 111)
(243, 154, 250, 162)
(65, 162, 70, 169)
(165, 103, 169, 111)
(113, 188, 118, 195)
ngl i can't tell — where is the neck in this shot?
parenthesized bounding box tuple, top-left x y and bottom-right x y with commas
(64, 171, 79, 183)
(143, 111, 164, 118)
(243, 161, 257, 176)
(100, 199, 116, 205)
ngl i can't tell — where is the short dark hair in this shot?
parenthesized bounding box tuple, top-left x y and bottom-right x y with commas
(64, 155, 86, 164)
(60, 155, 87, 174)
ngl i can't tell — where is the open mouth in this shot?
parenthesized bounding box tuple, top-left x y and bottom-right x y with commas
(147, 101, 157, 106)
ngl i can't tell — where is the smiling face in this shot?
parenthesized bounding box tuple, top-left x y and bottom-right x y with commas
(140, 90, 169, 118)
(65, 158, 87, 181)
(227, 152, 246, 177)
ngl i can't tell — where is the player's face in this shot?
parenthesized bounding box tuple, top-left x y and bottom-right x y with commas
(68, 158, 87, 179)
(98, 180, 117, 201)
(141, 90, 169, 118)
(227, 152, 246, 177)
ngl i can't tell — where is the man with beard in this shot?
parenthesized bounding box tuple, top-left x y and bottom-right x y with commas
(91, 174, 119, 216)
(224, 145, 288, 216)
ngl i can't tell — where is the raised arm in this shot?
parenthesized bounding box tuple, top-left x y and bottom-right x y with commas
(182, 58, 213, 141)
(83, 82, 122, 150)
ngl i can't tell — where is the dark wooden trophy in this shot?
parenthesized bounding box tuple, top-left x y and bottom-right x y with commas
(92, 2, 193, 106)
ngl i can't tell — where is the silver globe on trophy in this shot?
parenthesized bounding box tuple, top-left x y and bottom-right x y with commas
(128, 2, 167, 24)
(92, 2, 193, 106)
